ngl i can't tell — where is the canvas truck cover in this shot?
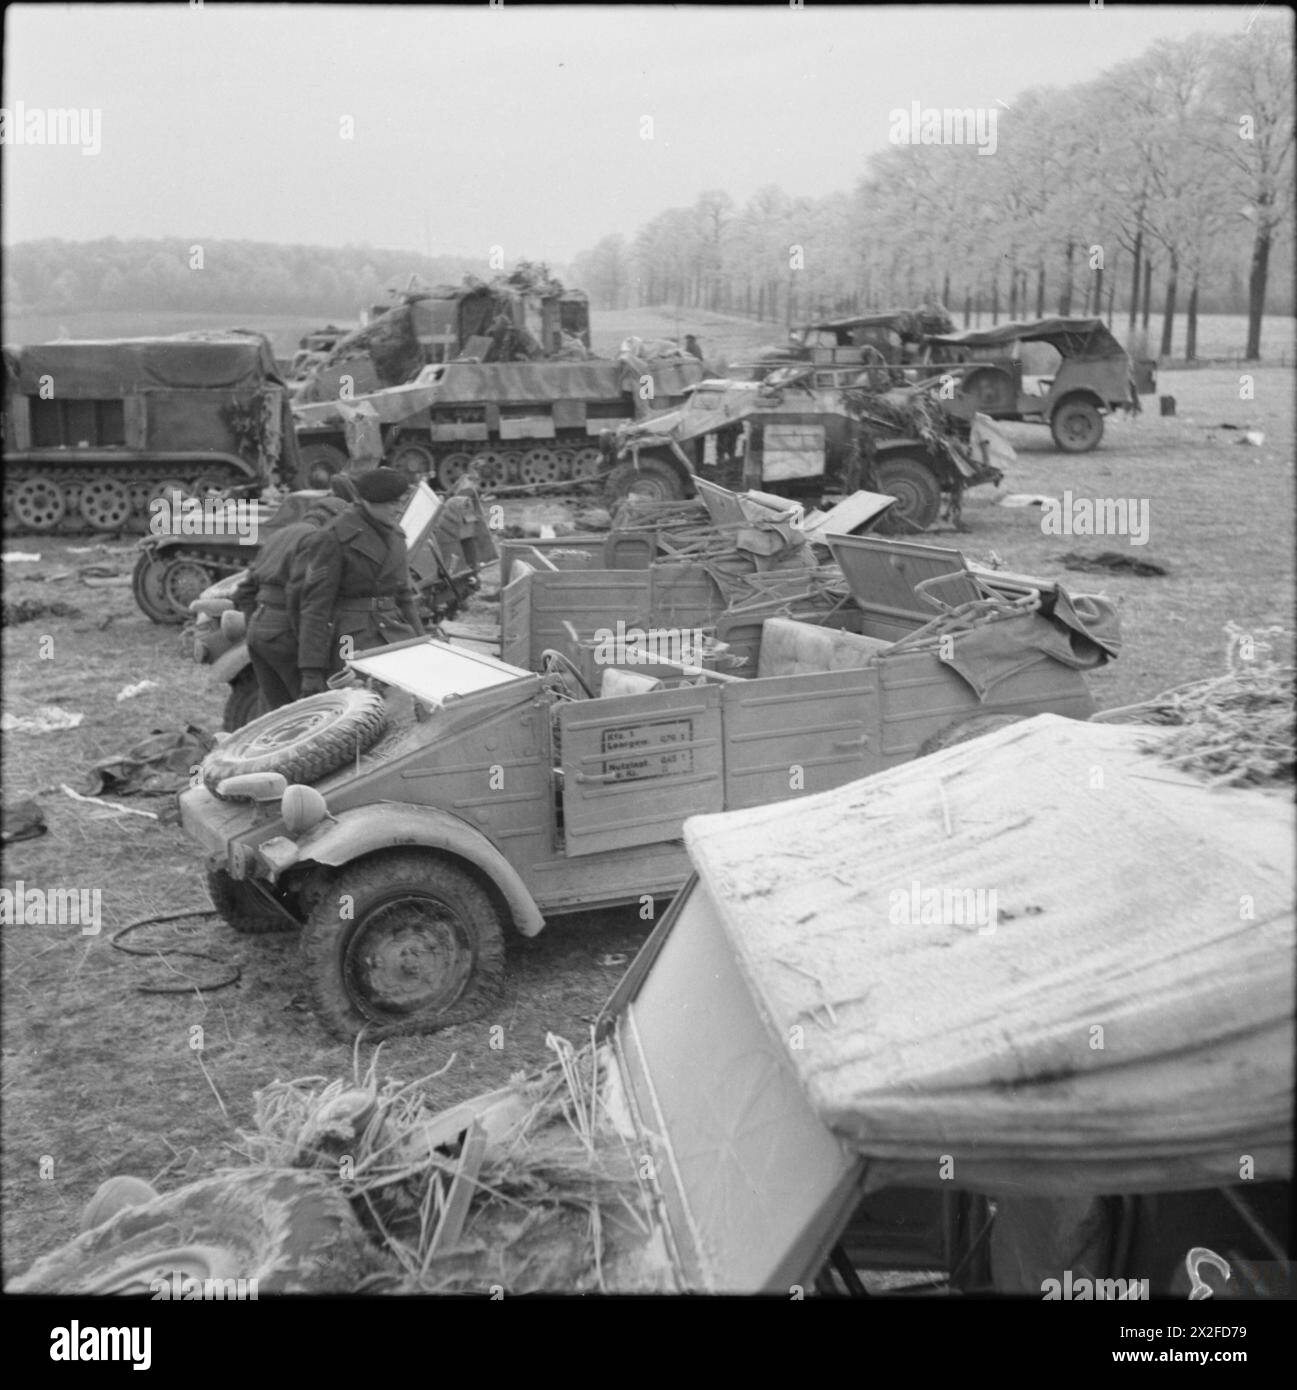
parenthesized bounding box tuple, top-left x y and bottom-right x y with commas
(926, 316, 1127, 358)
(681, 714, 1293, 1198)
(4, 331, 284, 398)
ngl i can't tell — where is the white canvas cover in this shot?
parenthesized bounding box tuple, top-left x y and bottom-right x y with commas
(682, 714, 1294, 1196)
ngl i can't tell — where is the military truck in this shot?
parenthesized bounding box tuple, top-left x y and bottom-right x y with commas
(604, 365, 1010, 532)
(178, 529, 1116, 1038)
(1, 332, 300, 535)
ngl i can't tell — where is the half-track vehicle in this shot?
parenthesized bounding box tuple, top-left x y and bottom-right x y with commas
(2, 332, 300, 535)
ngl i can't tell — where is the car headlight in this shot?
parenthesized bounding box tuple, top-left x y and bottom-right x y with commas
(281, 784, 329, 836)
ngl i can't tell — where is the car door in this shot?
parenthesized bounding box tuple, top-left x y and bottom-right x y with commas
(721, 669, 878, 810)
(558, 683, 724, 857)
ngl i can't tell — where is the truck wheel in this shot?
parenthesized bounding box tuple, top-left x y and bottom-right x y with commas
(1050, 399, 1104, 453)
(917, 713, 1024, 757)
(603, 456, 686, 504)
(298, 442, 349, 489)
(131, 550, 185, 624)
(301, 852, 505, 1038)
(206, 866, 293, 935)
(222, 667, 265, 732)
(871, 456, 941, 533)
(202, 688, 387, 796)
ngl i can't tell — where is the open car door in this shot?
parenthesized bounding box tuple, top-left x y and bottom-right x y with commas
(558, 684, 724, 857)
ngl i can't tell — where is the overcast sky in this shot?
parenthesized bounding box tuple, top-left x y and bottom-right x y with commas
(2, 3, 1257, 263)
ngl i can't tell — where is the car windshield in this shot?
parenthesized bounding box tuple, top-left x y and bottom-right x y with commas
(348, 638, 531, 706)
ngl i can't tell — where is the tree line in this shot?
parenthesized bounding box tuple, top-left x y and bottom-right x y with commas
(3, 239, 489, 322)
(572, 20, 1294, 360)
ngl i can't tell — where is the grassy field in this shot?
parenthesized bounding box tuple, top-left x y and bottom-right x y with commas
(6, 305, 1293, 367)
(2, 364, 1293, 1281)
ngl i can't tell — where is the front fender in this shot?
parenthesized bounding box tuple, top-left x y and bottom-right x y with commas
(210, 642, 251, 684)
(293, 802, 545, 938)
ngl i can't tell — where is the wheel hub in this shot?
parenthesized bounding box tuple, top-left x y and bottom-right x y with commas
(79, 477, 133, 531)
(347, 898, 473, 1015)
(14, 476, 66, 530)
(242, 703, 337, 753)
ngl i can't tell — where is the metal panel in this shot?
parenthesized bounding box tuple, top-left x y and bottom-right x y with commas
(721, 669, 877, 809)
(499, 414, 556, 440)
(499, 564, 533, 669)
(431, 421, 488, 442)
(762, 423, 827, 481)
(826, 533, 980, 623)
(559, 684, 723, 857)
(525, 569, 653, 672)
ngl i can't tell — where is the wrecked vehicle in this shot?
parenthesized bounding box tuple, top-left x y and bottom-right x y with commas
(185, 480, 494, 730)
(917, 316, 1143, 453)
(289, 277, 697, 490)
(26, 715, 1290, 1295)
(741, 306, 959, 380)
(603, 366, 1010, 532)
(1, 332, 301, 536)
(178, 529, 1117, 1038)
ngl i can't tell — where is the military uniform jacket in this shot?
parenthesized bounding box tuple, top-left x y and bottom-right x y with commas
(296, 507, 423, 672)
(233, 521, 316, 615)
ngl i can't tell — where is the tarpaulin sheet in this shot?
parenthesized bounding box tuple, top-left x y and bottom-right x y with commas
(927, 316, 1127, 358)
(7, 333, 281, 397)
(682, 715, 1294, 1197)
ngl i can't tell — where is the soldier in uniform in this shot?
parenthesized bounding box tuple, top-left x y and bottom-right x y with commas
(234, 494, 349, 711)
(296, 468, 424, 695)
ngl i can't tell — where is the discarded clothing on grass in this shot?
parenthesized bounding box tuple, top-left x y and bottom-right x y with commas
(84, 724, 217, 796)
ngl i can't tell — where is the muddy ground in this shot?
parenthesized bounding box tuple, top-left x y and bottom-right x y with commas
(2, 363, 1293, 1279)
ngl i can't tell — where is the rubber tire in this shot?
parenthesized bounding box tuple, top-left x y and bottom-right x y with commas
(871, 455, 942, 534)
(131, 550, 186, 625)
(9, 1170, 376, 1294)
(202, 688, 387, 796)
(222, 667, 265, 732)
(917, 713, 1024, 757)
(603, 455, 687, 504)
(1050, 398, 1104, 453)
(301, 852, 505, 1039)
(298, 441, 349, 489)
(206, 866, 293, 935)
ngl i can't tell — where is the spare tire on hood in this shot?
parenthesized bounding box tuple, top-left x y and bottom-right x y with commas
(201, 688, 386, 797)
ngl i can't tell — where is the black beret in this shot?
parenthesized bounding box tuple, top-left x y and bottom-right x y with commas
(354, 468, 408, 503)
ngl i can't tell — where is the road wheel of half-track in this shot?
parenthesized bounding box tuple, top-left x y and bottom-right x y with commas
(299, 442, 349, 489)
(13, 475, 66, 531)
(436, 452, 474, 490)
(202, 688, 387, 796)
(78, 477, 133, 532)
(301, 852, 505, 1038)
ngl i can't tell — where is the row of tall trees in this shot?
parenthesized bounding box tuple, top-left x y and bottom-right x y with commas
(3, 239, 488, 320)
(573, 21, 1294, 359)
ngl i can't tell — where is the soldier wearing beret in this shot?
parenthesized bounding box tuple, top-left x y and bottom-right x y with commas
(296, 468, 425, 694)
(234, 493, 350, 711)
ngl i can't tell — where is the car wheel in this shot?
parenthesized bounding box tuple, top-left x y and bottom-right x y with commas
(871, 455, 942, 533)
(9, 1170, 375, 1294)
(202, 688, 387, 796)
(131, 550, 186, 624)
(1050, 399, 1104, 453)
(301, 852, 506, 1038)
(205, 866, 293, 935)
(222, 667, 265, 732)
(603, 455, 686, 504)
(298, 442, 349, 489)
